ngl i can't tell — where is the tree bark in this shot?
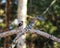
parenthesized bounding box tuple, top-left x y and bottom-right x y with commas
(17, 0, 27, 28)
(4, 0, 11, 48)
(16, 0, 27, 48)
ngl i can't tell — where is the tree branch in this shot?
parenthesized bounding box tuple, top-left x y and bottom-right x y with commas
(41, 0, 56, 16)
(0, 30, 19, 38)
(12, 29, 60, 44)
(11, 28, 60, 48)
(28, 29, 60, 42)
(0, 29, 60, 43)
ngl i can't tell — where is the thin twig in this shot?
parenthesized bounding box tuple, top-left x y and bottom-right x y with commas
(41, 0, 56, 16)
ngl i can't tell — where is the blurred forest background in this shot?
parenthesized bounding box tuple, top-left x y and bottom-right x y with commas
(0, 0, 60, 48)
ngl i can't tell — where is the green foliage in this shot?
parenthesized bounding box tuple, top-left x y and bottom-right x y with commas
(0, 38, 4, 46)
(0, 23, 6, 29)
(27, 0, 60, 48)
(10, 3, 18, 21)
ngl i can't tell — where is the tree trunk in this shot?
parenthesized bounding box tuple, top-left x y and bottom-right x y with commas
(17, 0, 27, 48)
(4, 0, 11, 48)
(17, 0, 27, 28)
(0, 0, 2, 8)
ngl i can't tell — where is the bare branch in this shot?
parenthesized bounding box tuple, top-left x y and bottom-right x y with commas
(10, 28, 60, 48)
(41, 0, 56, 16)
(0, 28, 60, 43)
(0, 30, 19, 38)
(13, 29, 60, 44)
(28, 29, 60, 42)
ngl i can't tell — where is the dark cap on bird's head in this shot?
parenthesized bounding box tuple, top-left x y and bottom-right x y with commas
(18, 21, 23, 27)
